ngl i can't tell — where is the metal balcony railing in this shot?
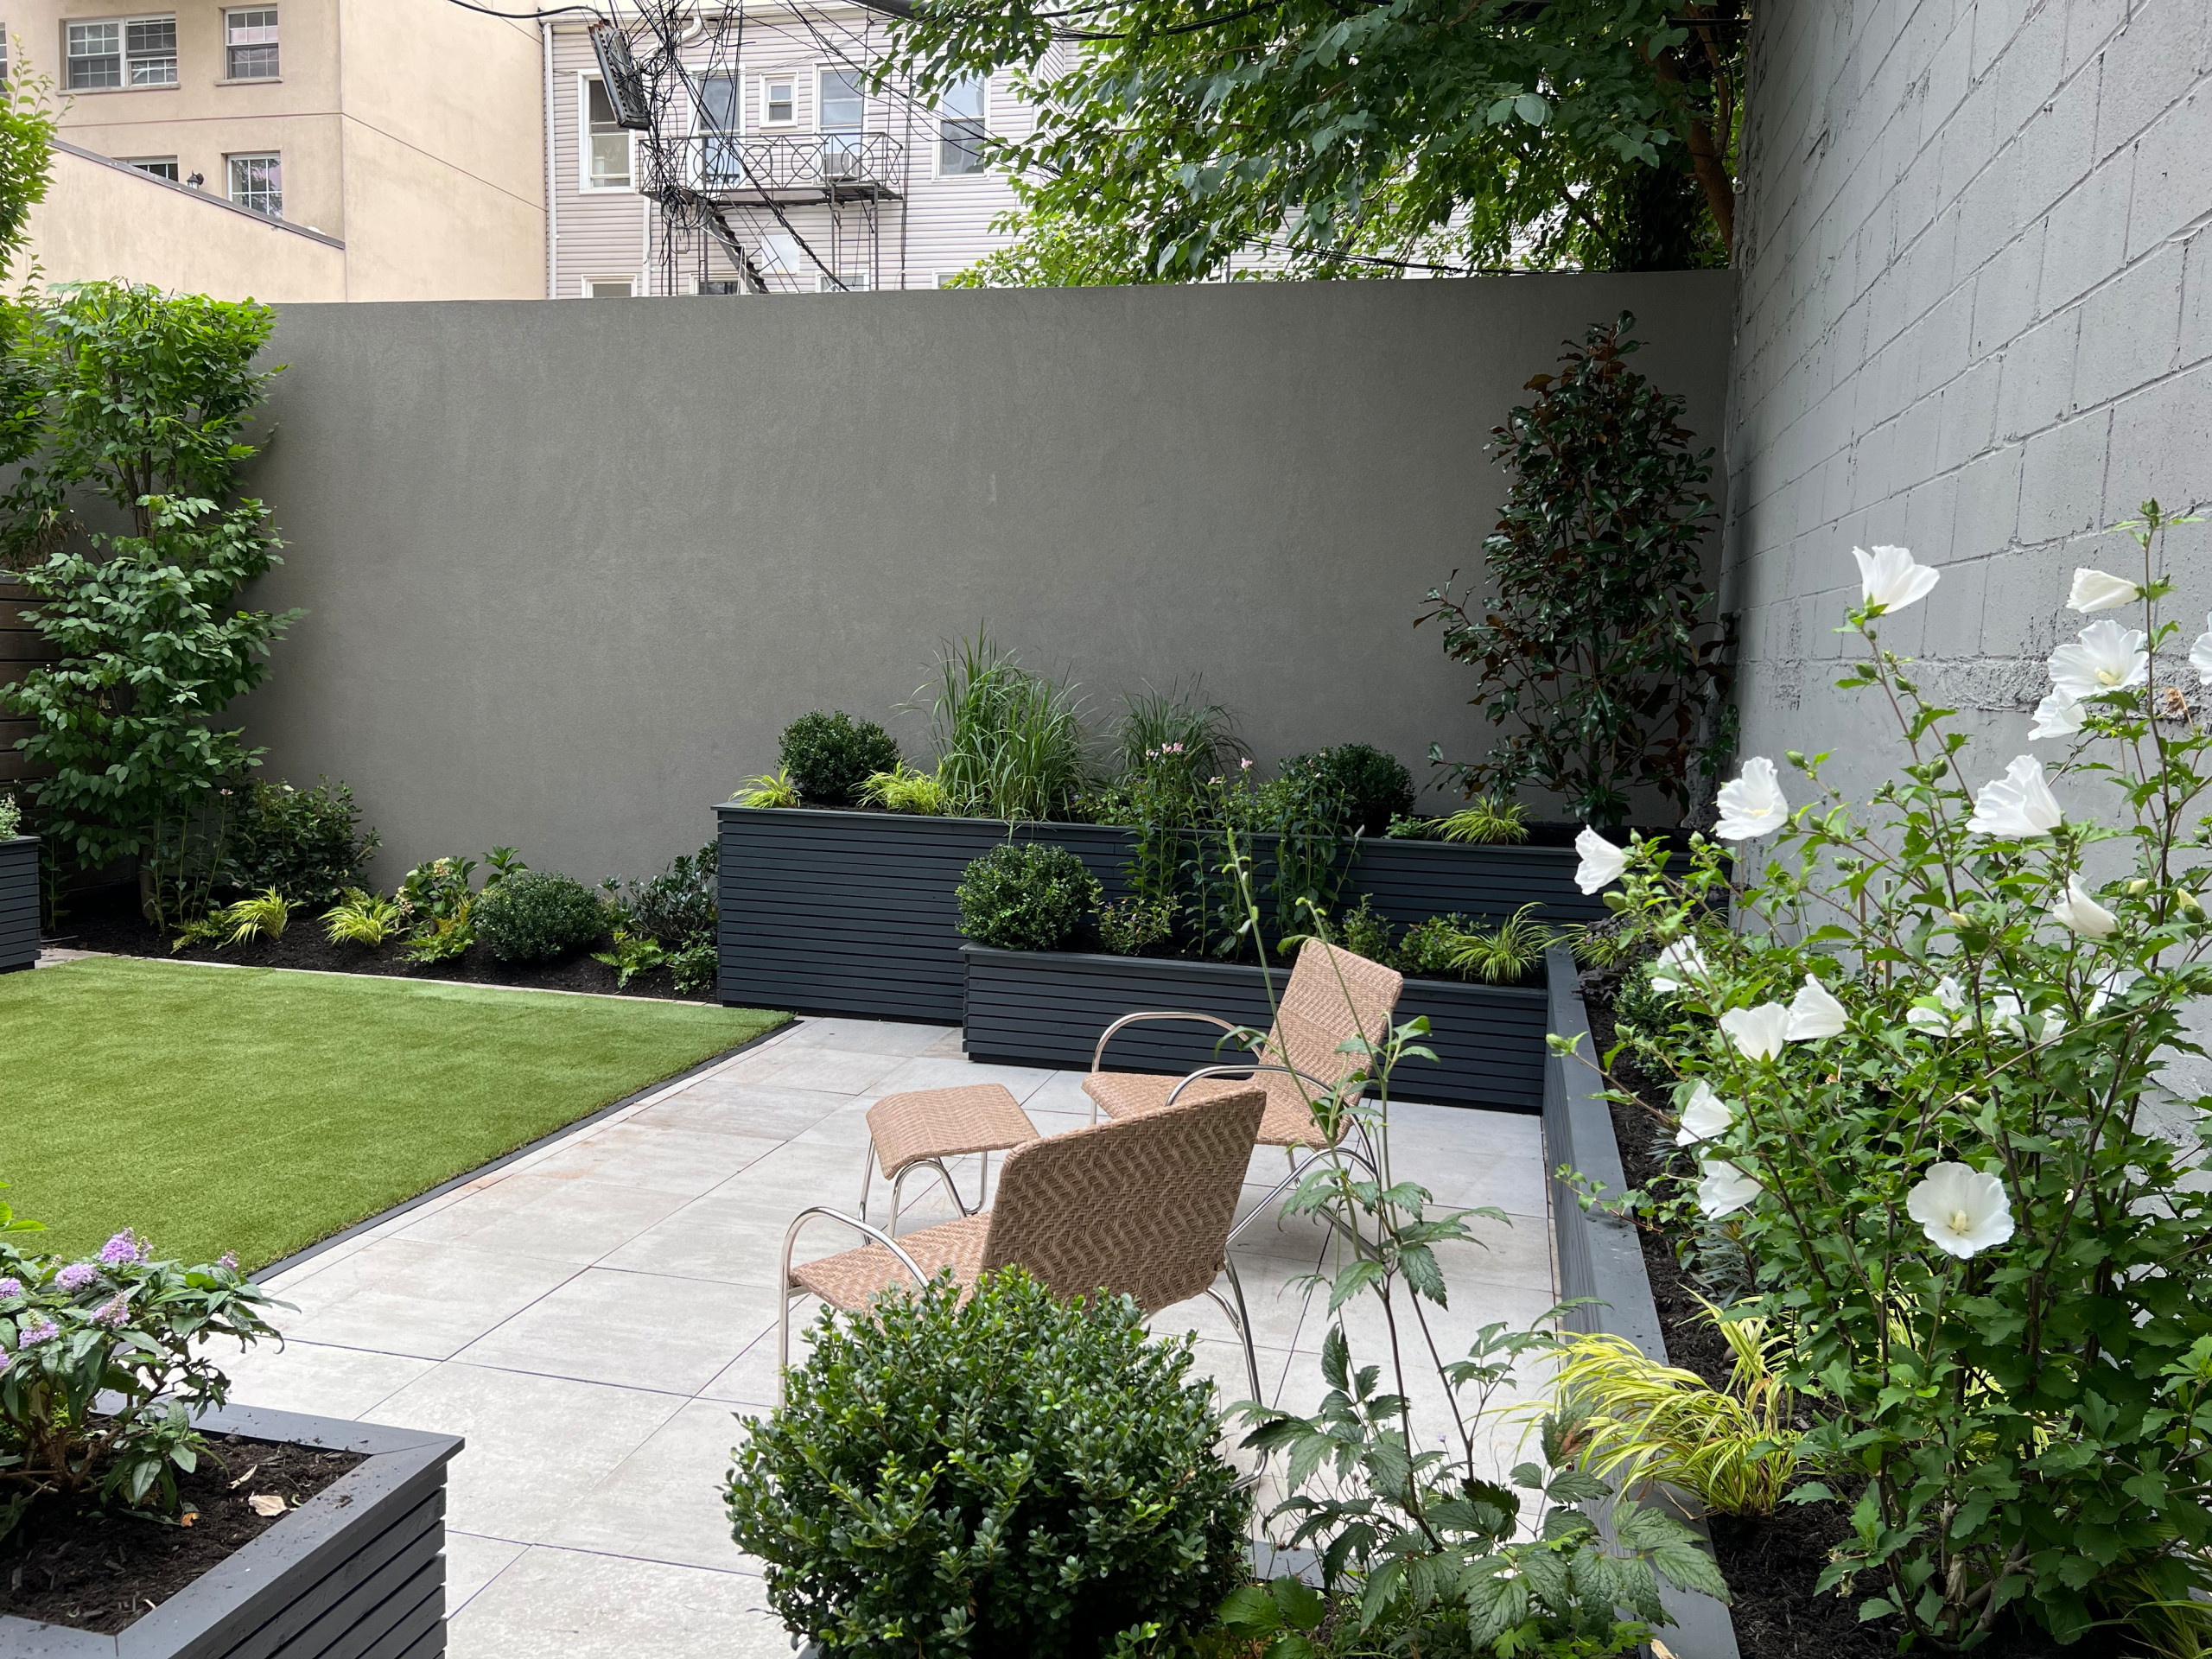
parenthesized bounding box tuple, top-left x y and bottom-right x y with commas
(678, 132, 903, 201)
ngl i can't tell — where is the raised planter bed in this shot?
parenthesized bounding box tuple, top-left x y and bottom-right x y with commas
(2, 833, 37, 971)
(715, 804, 1671, 1029)
(962, 944, 1548, 1110)
(1541, 944, 1738, 1658)
(0, 1402, 463, 1657)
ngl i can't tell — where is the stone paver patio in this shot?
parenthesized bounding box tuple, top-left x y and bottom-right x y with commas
(214, 1012, 1557, 1658)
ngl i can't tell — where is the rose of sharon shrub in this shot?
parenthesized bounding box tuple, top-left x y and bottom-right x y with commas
(727, 1269, 1249, 1658)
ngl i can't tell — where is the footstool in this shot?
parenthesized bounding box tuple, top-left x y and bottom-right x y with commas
(860, 1083, 1039, 1236)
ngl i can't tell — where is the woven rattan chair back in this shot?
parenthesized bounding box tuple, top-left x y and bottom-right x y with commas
(979, 1087, 1266, 1314)
(1257, 939, 1404, 1118)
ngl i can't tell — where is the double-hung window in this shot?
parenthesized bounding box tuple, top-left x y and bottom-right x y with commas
(818, 67, 863, 174)
(938, 78, 987, 175)
(695, 75, 741, 188)
(227, 153, 282, 218)
(226, 8, 279, 79)
(760, 74, 795, 127)
(67, 16, 176, 90)
(584, 78, 632, 189)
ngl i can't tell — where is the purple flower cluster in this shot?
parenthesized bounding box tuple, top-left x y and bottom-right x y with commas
(92, 1294, 130, 1329)
(219, 1251, 239, 1271)
(0, 1277, 22, 1302)
(99, 1230, 149, 1267)
(20, 1318, 58, 1346)
(55, 1262, 97, 1293)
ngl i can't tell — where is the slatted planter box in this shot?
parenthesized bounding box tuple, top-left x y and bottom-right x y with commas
(961, 944, 1548, 1111)
(1, 834, 36, 972)
(0, 1404, 464, 1658)
(716, 804, 1670, 1029)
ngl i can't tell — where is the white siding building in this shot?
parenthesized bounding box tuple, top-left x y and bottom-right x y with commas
(543, 7, 1040, 297)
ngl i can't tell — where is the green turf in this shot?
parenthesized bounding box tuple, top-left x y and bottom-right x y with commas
(0, 957, 786, 1269)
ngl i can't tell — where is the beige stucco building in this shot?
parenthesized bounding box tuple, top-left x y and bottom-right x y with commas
(17, 0, 544, 301)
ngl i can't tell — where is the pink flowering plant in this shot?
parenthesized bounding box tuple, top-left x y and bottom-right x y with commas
(0, 1195, 280, 1539)
(1569, 503, 2212, 1648)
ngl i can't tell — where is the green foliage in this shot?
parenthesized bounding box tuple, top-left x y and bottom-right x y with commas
(924, 631, 1090, 822)
(1216, 1578, 1327, 1659)
(219, 887, 289, 946)
(220, 779, 378, 908)
(881, 1, 1740, 281)
(605, 842, 717, 946)
(1280, 745, 1414, 839)
(593, 927, 666, 988)
(0, 1222, 281, 1541)
(861, 761, 950, 815)
(1440, 798, 1531, 844)
(1335, 895, 1395, 966)
(321, 887, 403, 947)
(956, 842, 1101, 951)
(1097, 895, 1173, 957)
(0, 793, 17, 839)
(734, 768, 801, 809)
(779, 710, 902, 808)
(1116, 683, 1244, 788)
(1586, 504, 2212, 1645)
(727, 1268, 1251, 1658)
(472, 870, 607, 964)
(1421, 318, 1722, 829)
(0, 59, 57, 289)
(396, 855, 483, 963)
(1395, 913, 1471, 978)
(665, 938, 717, 995)
(1446, 904, 1554, 984)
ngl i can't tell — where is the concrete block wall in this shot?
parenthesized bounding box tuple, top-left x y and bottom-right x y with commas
(1725, 0, 2212, 789)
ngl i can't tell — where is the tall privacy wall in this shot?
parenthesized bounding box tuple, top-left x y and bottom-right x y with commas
(238, 275, 1731, 881)
(1724, 0, 2212, 785)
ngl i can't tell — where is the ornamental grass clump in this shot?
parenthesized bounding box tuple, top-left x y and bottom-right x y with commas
(727, 1268, 1249, 1659)
(1573, 503, 2212, 1649)
(0, 1195, 279, 1540)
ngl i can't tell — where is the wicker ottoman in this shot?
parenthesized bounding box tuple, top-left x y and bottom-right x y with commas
(861, 1083, 1039, 1236)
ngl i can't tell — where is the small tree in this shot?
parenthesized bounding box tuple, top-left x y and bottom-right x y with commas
(1420, 315, 1724, 828)
(0, 283, 295, 916)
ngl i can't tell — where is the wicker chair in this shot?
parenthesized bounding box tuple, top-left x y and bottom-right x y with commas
(777, 1088, 1268, 1406)
(1084, 938, 1404, 1243)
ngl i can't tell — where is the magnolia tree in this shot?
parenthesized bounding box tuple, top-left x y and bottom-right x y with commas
(1567, 505, 2212, 1648)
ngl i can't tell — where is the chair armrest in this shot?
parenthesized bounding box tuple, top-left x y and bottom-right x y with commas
(1091, 1009, 1252, 1073)
(779, 1205, 930, 1294)
(1164, 1060, 1346, 1109)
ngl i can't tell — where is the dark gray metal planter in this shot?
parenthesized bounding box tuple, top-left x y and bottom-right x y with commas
(0, 1404, 464, 1659)
(963, 944, 1548, 1110)
(1541, 944, 1738, 1659)
(1, 834, 37, 972)
(716, 804, 1664, 1029)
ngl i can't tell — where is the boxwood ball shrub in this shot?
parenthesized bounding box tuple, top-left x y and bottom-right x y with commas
(727, 1269, 1250, 1658)
(1281, 743, 1416, 837)
(956, 842, 1101, 951)
(471, 869, 606, 963)
(779, 710, 901, 808)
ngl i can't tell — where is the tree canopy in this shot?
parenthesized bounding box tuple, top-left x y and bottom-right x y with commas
(883, 0, 1745, 283)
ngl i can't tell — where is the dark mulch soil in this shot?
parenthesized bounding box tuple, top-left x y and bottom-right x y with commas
(50, 885, 714, 1002)
(0, 1435, 365, 1634)
(1580, 973, 2071, 1659)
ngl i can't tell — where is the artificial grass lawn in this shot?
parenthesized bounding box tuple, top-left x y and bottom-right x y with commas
(0, 957, 787, 1269)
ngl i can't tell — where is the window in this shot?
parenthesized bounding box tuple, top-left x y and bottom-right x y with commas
(67, 16, 175, 90)
(584, 77, 632, 189)
(818, 67, 864, 174)
(938, 77, 987, 176)
(815, 270, 872, 293)
(1, 31, 10, 88)
(760, 74, 795, 126)
(226, 152, 282, 218)
(225, 8, 278, 79)
(934, 271, 969, 289)
(586, 278, 633, 298)
(695, 75, 741, 186)
(696, 279, 746, 296)
(127, 156, 181, 181)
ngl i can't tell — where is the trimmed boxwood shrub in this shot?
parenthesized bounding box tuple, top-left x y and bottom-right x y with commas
(727, 1268, 1250, 1658)
(1281, 743, 1417, 837)
(956, 842, 1100, 951)
(779, 711, 901, 808)
(472, 870, 606, 963)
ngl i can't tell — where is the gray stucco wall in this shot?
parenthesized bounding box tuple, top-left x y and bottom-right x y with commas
(238, 275, 1732, 883)
(1724, 0, 2212, 785)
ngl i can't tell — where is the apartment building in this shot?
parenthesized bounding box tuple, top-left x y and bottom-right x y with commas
(18, 0, 544, 301)
(545, 7, 1036, 296)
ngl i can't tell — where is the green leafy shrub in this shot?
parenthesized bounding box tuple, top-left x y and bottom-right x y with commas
(1337, 894, 1395, 964)
(220, 779, 379, 908)
(1278, 743, 1414, 838)
(0, 793, 18, 839)
(0, 1205, 280, 1541)
(472, 869, 606, 963)
(666, 938, 716, 995)
(1395, 913, 1474, 979)
(593, 927, 665, 988)
(608, 842, 717, 945)
(1096, 895, 1173, 956)
(1421, 315, 1723, 828)
(727, 1268, 1249, 1658)
(957, 842, 1100, 951)
(779, 711, 900, 808)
